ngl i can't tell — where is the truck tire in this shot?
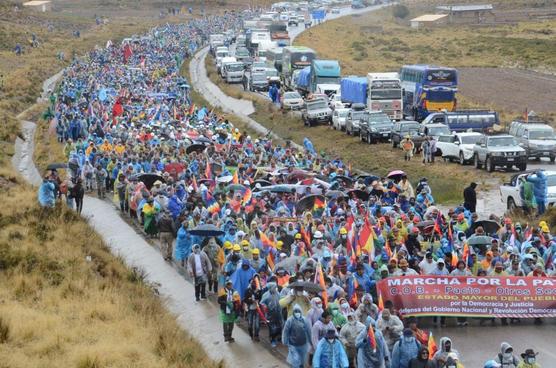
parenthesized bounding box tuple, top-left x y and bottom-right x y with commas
(551, 155, 555, 163)
(507, 197, 516, 211)
(474, 154, 482, 169)
(486, 156, 495, 172)
(519, 163, 527, 171)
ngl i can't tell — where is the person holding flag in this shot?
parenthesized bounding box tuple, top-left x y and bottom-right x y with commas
(355, 319, 390, 368)
(244, 274, 264, 341)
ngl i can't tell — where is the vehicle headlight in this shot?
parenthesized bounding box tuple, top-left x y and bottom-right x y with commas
(518, 151, 526, 156)
(370, 127, 377, 132)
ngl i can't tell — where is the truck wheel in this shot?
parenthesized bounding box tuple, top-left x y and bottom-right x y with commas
(507, 197, 516, 211)
(474, 154, 482, 169)
(359, 131, 364, 142)
(486, 157, 494, 172)
(519, 163, 527, 171)
(551, 155, 555, 163)
(459, 152, 466, 165)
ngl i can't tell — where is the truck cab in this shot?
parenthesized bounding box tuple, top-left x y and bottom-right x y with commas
(223, 62, 245, 83)
(500, 171, 556, 210)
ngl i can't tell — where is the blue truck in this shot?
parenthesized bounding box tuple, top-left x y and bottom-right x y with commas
(340, 76, 368, 105)
(296, 60, 341, 96)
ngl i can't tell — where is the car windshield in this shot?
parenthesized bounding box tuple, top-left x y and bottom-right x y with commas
(337, 110, 348, 117)
(529, 129, 554, 140)
(285, 92, 301, 99)
(367, 113, 391, 125)
(308, 101, 327, 110)
(351, 111, 366, 120)
(266, 69, 279, 77)
(228, 64, 244, 72)
(461, 135, 482, 144)
(400, 123, 420, 132)
(429, 126, 451, 136)
(252, 74, 267, 81)
(488, 137, 516, 147)
(370, 89, 402, 100)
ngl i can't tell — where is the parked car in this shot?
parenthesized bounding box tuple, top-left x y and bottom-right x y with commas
(473, 135, 527, 172)
(436, 132, 484, 165)
(302, 97, 332, 126)
(345, 103, 367, 136)
(508, 121, 556, 162)
(500, 171, 556, 210)
(281, 91, 304, 110)
(391, 120, 424, 150)
(243, 71, 269, 92)
(329, 93, 345, 110)
(332, 108, 349, 131)
(359, 111, 393, 144)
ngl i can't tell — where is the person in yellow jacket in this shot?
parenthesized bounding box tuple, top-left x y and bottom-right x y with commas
(114, 141, 126, 156)
(99, 139, 113, 152)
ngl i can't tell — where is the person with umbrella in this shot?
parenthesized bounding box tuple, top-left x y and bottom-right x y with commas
(282, 304, 313, 368)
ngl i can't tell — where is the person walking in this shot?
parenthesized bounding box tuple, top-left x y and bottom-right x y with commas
(244, 275, 263, 341)
(312, 328, 350, 368)
(422, 138, 431, 164)
(283, 304, 312, 368)
(391, 329, 421, 368)
(339, 312, 366, 367)
(517, 349, 540, 368)
(157, 209, 176, 261)
(463, 182, 478, 213)
(188, 244, 212, 301)
(355, 322, 390, 368)
(71, 177, 85, 214)
(217, 278, 240, 343)
(261, 282, 284, 347)
(38, 176, 56, 208)
(142, 197, 159, 237)
(494, 342, 520, 368)
(409, 347, 435, 368)
(94, 164, 107, 198)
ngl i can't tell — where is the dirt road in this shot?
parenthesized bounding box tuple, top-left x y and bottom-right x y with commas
(459, 67, 556, 114)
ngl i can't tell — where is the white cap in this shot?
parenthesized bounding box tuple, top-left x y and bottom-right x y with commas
(313, 231, 323, 239)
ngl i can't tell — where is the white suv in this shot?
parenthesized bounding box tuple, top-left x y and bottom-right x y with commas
(436, 132, 484, 165)
(500, 171, 556, 210)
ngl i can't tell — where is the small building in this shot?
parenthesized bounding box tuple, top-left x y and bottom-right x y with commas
(22, 0, 52, 12)
(410, 14, 448, 29)
(436, 4, 495, 24)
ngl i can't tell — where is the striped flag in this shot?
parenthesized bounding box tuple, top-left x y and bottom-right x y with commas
(428, 332, 438, 359)
(242, 187, 252, 205)
(205, 161, 212, 180)
(367, 325, 377, 351)
(316, 262, 328, 309)
(377, 292, 384, 312)
(266, 252, 275, 272)
(232, 170, 239, 184)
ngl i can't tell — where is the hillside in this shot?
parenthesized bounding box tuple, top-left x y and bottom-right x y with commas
(0, 3, 217, 367)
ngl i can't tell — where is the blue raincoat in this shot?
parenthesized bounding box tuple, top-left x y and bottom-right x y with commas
(355, 326, 390, 368)
(174, 225, 193, 261)
(230, 259, 256, 300)
(312, 338, 349, 368)
(283, 305, 312, 367)
(38, 180, 56, 208)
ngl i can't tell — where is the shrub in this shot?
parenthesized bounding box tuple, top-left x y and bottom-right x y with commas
(392, 4, 410, 19)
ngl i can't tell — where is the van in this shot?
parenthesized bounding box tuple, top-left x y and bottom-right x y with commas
(422, 110, 499, 132)
(509, 120, 556, 162)
(218, 56, 237, 76)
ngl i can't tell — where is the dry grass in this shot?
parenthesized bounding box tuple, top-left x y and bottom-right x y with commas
(0, 176, 220, 368)
(203, 55, 500, 204)
(0, 4, 220, 367)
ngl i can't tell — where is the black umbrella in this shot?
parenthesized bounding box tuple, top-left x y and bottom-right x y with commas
(135, 173, 165, 190)
(325, 190, 348, 199)
(295, 194, 326, 213)
(289, 281, 323, 294)
(189, 224, 225, 237)
(186, 143, 207, 154)
(260, 185, 296, 193)
(347, 189, 369, 201)
(332, 175, 353, 186)
(357, 175, 380, 186)
(469, 220, 501, 236)
(194, 136, 212, 145)
(46, 162, 67, 170)
(252, 179, 272, 188)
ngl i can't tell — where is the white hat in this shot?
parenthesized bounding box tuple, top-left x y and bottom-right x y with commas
(313, 231, 323, 239)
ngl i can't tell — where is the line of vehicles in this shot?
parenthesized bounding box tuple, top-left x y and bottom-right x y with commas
(208, 2, 555, 179)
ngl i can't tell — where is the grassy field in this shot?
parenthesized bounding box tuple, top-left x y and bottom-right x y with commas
(295, 9, 556, 75)
(0, 3, 220, 367)
(203, 55, 501, 204)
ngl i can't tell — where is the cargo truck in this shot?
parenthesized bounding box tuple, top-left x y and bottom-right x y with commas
(296, 60, 341, 96)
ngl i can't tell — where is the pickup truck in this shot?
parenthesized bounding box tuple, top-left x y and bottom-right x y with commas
(302, 98, 332, 126)
(435, 132, 483, 165)
(500, 171, 556, 210)
(243, 71, 268, 92)
(473, 135, 527, 172)
(345, 103, 367, 136)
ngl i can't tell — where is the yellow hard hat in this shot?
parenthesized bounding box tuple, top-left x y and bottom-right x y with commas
(295, 233, 302, 239)
(276, 241, 283, 250)
(224, 241, 232, 250)
(542, 225, 550, 233)
(252, 248, 260, 255)
(241, 239, 249, 246)
(339, 227, 347, 235)
(539, 221, 547, 228)
(233, 244, 241, 251)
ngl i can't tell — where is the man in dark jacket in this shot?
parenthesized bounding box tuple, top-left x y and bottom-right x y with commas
(463, 182, 477, 213)
(158, 209, 176, 261)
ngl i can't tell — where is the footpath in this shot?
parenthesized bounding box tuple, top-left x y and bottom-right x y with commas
(12, 73, 286, 368)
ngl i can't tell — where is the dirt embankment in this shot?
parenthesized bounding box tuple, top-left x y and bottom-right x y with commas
(459, 67, 556, 115)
